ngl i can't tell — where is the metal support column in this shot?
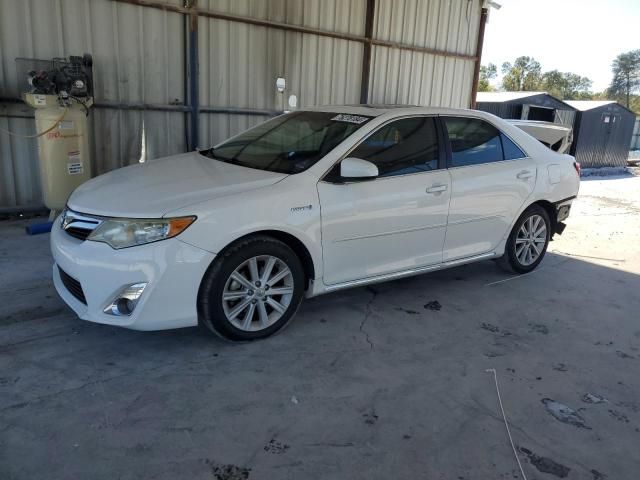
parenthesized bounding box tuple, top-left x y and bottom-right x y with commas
(187, 9, 200, 150)
(359, 0, 376, 105)
(470, 7, 489, 109)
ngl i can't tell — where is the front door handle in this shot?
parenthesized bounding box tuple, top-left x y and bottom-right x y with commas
(426, 184, 448, 194)
(517, 170, 534, 180)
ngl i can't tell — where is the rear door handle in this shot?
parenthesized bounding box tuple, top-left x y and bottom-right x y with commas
(426, 184, 448, 194)
(517, 170, 533, 180)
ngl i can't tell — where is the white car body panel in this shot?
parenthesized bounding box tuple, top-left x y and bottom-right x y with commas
(51, 220, 215, 330)
(317, 169, 451, 285)
(52, 106, 580, 331)
(444, 158, 536, 260)
(68, 151, 287, 218)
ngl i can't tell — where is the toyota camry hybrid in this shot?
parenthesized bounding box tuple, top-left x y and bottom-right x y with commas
(51, 105, 580, 341)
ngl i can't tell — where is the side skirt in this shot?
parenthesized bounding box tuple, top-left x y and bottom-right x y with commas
(307, 251, 497, 297)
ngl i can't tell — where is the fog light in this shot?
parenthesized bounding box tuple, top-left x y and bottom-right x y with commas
(104, 283, 147, 316)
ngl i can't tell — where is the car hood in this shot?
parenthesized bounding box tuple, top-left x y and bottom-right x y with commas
(67, 151, 287, 218)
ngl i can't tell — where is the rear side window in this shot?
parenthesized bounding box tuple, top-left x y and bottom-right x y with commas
(350, 117, 440, 177)
(501, 133, 526, 160)
(444, 117, 503, 167)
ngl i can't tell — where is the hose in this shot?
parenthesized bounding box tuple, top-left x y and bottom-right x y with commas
(0, 106, 68, 139)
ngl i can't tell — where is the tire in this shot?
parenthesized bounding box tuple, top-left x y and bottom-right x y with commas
(497, 205, 551, 274)
(198, 235, 305, 341)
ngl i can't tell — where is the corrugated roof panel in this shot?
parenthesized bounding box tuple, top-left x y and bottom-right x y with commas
(564, 100, 618, 111)
(476, 91, 549, 103)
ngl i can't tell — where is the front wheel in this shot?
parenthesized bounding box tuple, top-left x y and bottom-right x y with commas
(198, 236, 305, 341)
(497, 205, 550, 274)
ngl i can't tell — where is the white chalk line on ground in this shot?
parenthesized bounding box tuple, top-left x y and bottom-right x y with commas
(550, 250, 626, 263)
(486, 368, 528, 480)
(484, 268, 540, 287)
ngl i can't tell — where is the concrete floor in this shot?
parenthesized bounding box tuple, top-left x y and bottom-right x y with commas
(1, 175, 640, 480)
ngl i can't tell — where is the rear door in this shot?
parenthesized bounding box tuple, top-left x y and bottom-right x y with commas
(441, 116, 536, 261)
(317, 116, 451, 285)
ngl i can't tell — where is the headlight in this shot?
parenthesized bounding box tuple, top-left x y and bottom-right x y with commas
(87, 216, 196, 249)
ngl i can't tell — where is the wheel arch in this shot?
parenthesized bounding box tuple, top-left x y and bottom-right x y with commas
(209, 230, 317, 289)
(528, 199, 557, 237)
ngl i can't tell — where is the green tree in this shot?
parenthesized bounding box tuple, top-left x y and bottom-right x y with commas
(478, 63, 497, 92)
(540, 70, 592, 100)
(501, 56, 541, 91)
(608, 49, 640, 108)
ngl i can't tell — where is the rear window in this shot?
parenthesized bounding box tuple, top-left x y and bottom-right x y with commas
(501, 133, 526, 160)
(443, 117, 526, 166)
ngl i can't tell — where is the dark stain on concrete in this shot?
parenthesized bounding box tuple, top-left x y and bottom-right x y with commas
(552, 363, 569, 372)
(608, 410, 630, 423)
(529, 323, 549, 334)
(205, 461, 251, 480)
(264, 438, 290, 454)
(519, 446, 570, 478)
(424, 300, 442, 311)
(394, 307, 420, 315)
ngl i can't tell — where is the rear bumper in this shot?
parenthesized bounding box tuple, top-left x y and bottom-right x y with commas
(553, 196, 576, 235)
(51, 218, 216, 331)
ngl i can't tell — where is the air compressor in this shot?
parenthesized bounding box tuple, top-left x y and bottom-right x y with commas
(17, 54, 94, 219)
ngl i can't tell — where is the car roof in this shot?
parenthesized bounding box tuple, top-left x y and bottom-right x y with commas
(302, 104, 484, 118)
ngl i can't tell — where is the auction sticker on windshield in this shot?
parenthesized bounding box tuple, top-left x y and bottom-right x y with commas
(331, 114, 370, 124)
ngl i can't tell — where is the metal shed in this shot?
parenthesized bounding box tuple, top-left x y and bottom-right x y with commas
(475, 91, 577, 128)
(565, 101, 636, 168)
(0, 0, 490, 212)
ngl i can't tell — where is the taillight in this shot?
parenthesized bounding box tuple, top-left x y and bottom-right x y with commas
(573, 161, 581, 176)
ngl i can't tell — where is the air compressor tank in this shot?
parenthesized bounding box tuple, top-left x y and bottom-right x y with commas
(24, 93, 92, 214)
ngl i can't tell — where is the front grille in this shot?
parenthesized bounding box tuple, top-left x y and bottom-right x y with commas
(58, 267, 87, 305)
(64, 226, 92, 241)
(61, 209, 101, 242)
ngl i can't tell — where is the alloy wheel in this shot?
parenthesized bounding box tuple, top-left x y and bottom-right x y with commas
(514, 214, 547, 266)
(221, 255, 294, 332)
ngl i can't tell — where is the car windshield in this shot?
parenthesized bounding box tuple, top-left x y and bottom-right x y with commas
(200, 111, 372, 174)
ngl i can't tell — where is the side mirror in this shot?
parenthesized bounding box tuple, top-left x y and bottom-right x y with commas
(340, 157, 378, 180)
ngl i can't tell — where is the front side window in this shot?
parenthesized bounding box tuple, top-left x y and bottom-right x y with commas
(349, 117, 440, 177)
(201, 111, 372, 174)
(444, 117, 503, 167)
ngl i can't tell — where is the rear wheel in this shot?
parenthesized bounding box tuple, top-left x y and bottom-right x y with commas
(497, 205, 550, 274)
(198, 236, 305, 341)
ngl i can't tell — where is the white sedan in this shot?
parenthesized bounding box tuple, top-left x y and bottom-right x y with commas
(51, 105, 580, 341)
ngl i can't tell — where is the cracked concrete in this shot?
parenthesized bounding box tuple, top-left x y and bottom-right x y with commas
(358, 286, 378, 351)
(1, 175, 640, 479)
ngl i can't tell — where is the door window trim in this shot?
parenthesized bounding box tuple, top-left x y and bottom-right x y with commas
(440, 115, 530, 170)
(320, 114, 447, 184)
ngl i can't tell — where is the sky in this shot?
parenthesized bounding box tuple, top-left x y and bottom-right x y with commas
(481, 0, 640, 92)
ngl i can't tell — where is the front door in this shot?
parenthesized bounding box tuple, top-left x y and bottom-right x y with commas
(317, 116, 451, 285)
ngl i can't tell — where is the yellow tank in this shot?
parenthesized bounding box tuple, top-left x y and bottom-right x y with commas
(25, 94, 92, 213)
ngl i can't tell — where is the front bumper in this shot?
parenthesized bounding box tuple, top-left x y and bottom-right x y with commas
(51, 217, 216, 330)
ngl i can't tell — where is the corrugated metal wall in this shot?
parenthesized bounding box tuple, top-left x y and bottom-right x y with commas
(572, 104, 635, 168)
(198, 0, 366, 145)
(476, 94, 577, 128)
(0, 0, 187, 209)
(370, 0, 479, 107)
(631, 117, 640, 151)
(1, 0, 481, 210)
